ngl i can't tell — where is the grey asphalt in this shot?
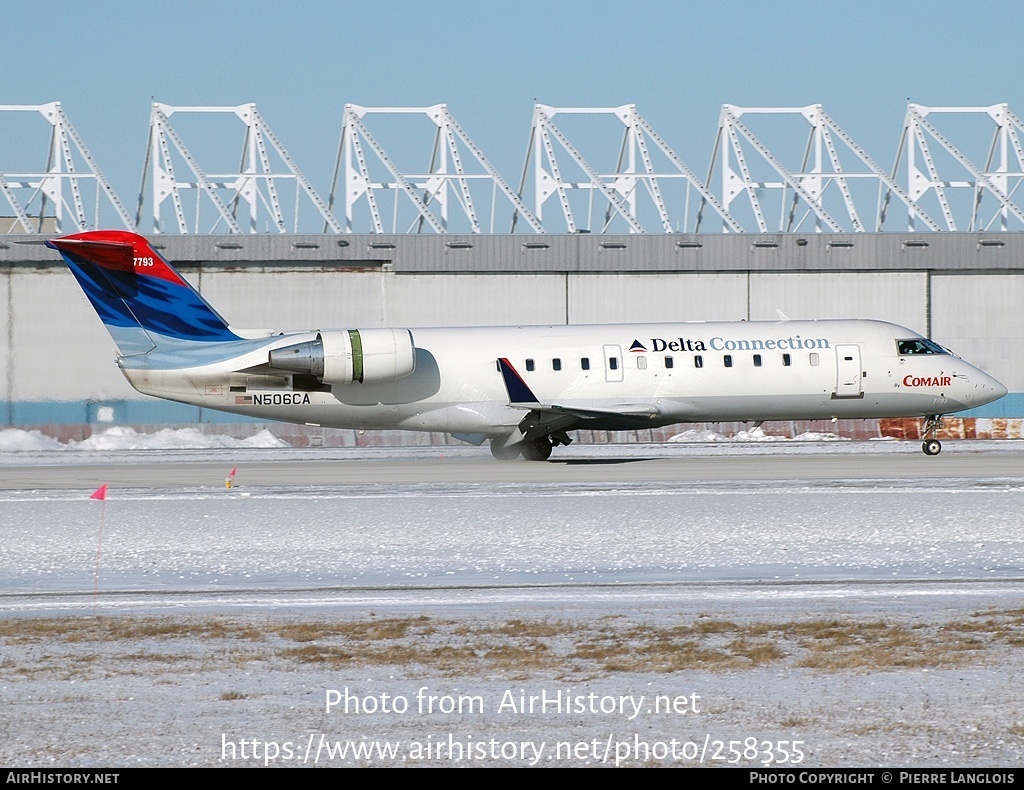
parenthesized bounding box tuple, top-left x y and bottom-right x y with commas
(1, 443, 1021, 490)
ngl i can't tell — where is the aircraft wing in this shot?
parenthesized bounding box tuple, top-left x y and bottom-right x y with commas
(496, 357, 661, 444)
(509, 402, 661, 420)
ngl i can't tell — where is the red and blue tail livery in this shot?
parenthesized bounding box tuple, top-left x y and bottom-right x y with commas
(47, 230, 239, 354)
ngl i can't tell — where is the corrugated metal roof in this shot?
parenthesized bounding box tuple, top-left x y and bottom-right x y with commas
(3, 233, 1023, 274)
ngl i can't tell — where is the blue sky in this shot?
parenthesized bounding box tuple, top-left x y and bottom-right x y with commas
(4, 0, 1023, 229)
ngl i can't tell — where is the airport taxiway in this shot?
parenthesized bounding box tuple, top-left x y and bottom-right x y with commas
(1, 440, 1022, 616)
(1, 439, 1022, 489)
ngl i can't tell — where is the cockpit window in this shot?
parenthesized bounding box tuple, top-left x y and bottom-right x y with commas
(897, 338, 946, 356)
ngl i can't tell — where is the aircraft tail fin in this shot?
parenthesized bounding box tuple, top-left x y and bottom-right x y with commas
(47, 230, 240, 356)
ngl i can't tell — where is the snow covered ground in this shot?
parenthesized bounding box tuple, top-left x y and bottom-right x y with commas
(0, 431, 1022, 767)
(1, 473, 1022, 594)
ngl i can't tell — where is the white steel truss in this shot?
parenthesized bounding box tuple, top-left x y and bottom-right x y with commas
(0, 102, 133, 234)
(702, 104, 939, 233)
(519, 104, 739, 234)
(889, 103, 1024, 231)
(140, 103, 341, 234)
(9, 100, 1024, 236)
(332, 104, 542, 234)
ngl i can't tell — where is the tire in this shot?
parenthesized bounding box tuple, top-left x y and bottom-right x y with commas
(489, 435, 521, 460)
(922, 439, 942, 456)
(521, 437, 553, 462)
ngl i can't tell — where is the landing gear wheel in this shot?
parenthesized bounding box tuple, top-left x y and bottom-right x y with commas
(920, 414, 944, 457)
(489, 435, 521, 460)
(521, 437, 554, 462)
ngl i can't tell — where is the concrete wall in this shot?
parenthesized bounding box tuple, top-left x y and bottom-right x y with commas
(931, 274, 1024, 375)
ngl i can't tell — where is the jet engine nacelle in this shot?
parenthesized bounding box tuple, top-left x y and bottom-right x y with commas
(268, 328, 416, 384)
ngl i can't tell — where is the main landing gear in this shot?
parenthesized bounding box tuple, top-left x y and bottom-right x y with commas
(520, 436, 553, 462)
(489, 431, 569, 461)
(921, 415, 944, 456)
(489, 434, 522, 460)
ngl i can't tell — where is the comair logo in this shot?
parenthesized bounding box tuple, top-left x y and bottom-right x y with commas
(903, 375, 952, 388)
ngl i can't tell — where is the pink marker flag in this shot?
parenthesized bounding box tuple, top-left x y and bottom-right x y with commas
(89, 484, 108, 501)
(228, 467, 237, 478)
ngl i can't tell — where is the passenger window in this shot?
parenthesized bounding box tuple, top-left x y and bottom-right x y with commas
(552, 358, 561, 371)
(665, 356, 674, 369)
(637, 356, 647, 370)
(526, 359, 535, 372)
(724, 355, 733, 368)
(694, 355, 703, 369)
(782, 353, 791, 367)
(753, 354, 762, 367)
(609, 357, 619, 371)
(809, 353, 819, 366)
(581, 357, 590, 370)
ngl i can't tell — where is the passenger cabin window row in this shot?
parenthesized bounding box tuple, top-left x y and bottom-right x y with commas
(679, 353, 801, 369)
(507, 351, 819, 373)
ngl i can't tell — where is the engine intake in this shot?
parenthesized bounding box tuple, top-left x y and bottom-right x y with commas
(268, 329, 416, 384)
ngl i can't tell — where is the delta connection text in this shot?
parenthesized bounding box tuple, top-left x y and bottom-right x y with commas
(634, 334, 831, 353)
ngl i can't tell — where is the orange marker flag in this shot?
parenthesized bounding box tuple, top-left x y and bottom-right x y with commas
(89, 484, 109, 607)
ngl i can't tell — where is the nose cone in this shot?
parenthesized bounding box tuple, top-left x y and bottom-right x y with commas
(969, 370, 1007, 407)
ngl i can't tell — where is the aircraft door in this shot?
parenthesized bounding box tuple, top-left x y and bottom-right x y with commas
(603, 344, 624, 383)
(834, 344, 863, 398)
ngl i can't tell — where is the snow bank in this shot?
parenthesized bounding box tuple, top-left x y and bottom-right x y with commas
(668, 427, 846, 443)
(0, 427, 287, 452)
(0, 429, 65, 452)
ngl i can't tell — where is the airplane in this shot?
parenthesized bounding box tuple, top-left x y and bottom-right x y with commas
(46, 229, 1006, 460)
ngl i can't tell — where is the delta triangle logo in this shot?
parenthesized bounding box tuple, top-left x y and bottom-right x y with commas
(629, 339, 647, 353)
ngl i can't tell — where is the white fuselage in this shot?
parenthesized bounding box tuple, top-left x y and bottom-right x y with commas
(118, 318, 1006, 437)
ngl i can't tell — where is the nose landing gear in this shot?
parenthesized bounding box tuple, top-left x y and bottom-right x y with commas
(921, 415, 944, 456)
